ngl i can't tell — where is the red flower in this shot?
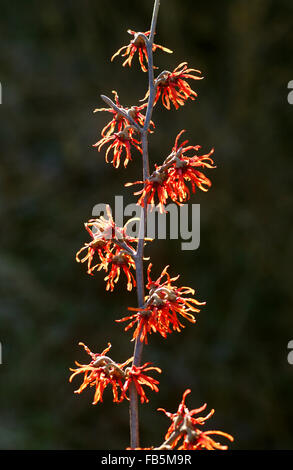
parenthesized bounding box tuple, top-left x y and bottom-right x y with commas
(75, 208, 116, 275)
(178, 430, 235, 450)
(126, 130, 215, 211)
(158, 389, 234, 450)
(143, 62, 202, 109)
(94, 90, 154, 137)
(76, 208, 137, 291)
(167, 130, 215, 203)
(117, 264, 205, 343)
(69, 342, 132, 404)
(123, 362, 161, 403)
(93, 125, 143, 168)
(111, 30, 172, 72)
(104, 247, 136, 292)
(125, 167, 174, 213)
(70, 344, 161, 405)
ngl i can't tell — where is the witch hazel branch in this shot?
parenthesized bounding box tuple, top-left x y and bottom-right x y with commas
(69, 0, 234, 450)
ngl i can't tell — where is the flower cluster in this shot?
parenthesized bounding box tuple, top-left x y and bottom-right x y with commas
(69, 342, 161, 404)
(158, 389, 234, 450)
(143, 62, 202, 110)
(93, 90, 156, 169)
(75, 207, 137, 291)
(126, 130, 215, 212)
(111, 29, 172, 72)
(117, 264, 205, 343)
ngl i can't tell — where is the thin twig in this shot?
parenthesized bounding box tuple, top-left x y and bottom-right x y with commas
(100, 94, 143, 132)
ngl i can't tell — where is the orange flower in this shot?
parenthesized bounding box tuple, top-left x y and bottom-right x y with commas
(111, 29, 172, 72)
(93, 126, 143, 168)
(70, 344, 161, 405)
(123, 363, 161, 403)
(117, 264, 205, 343)
(158, 389, 234, 450)
(104, 247, 136, 292)
(69, 342, 132, 404)
(167, 130, 215, 201)
(178, 430, 235, 450)
(126, 130, 215, 211)
(94, 90, 154, 137)
(125, 166, 175, 213)
(76, 208, 137, 291)
(75, 210, 116, 276)
(146, 62, 202, 109)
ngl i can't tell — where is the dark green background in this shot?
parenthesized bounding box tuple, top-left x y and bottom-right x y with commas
(1, 0, 292, 450)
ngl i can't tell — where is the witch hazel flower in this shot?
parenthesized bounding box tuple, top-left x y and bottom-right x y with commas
(76, 206, 138, 291)
(103, 247, 136, 292)
(126, 130, 215, 212)
(94, 90, 155, 137)
(111, 29, 172, 72)
(93, 125, 143, 169)
(166, 129, 216, 201)
(125, 165, 174, 214)
(117, 264, 205, 343)
(69, 342, 161, 405)
(142, 62, 202, 110)
(157, 389, 234, 450)
(123, 363, 161, 404)
(69, 342, 131, 404)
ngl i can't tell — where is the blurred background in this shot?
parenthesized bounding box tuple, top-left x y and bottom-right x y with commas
(0, 0, 293, 450)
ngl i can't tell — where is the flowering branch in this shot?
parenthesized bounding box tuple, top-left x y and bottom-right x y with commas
(70, 0, 234, 452)
(128, 0, 161, 449)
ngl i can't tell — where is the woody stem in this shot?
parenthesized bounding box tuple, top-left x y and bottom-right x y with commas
(100, 94, 142, 133)
(129, 0, 160, 450)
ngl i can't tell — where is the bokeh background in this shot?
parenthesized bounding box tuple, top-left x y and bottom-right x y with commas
(1, 0, 293, 450)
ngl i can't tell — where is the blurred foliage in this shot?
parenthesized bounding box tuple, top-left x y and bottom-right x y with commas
(0, 0, 293, 450)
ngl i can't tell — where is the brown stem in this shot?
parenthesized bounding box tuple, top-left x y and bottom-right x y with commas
(129, 0, 161, 449)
